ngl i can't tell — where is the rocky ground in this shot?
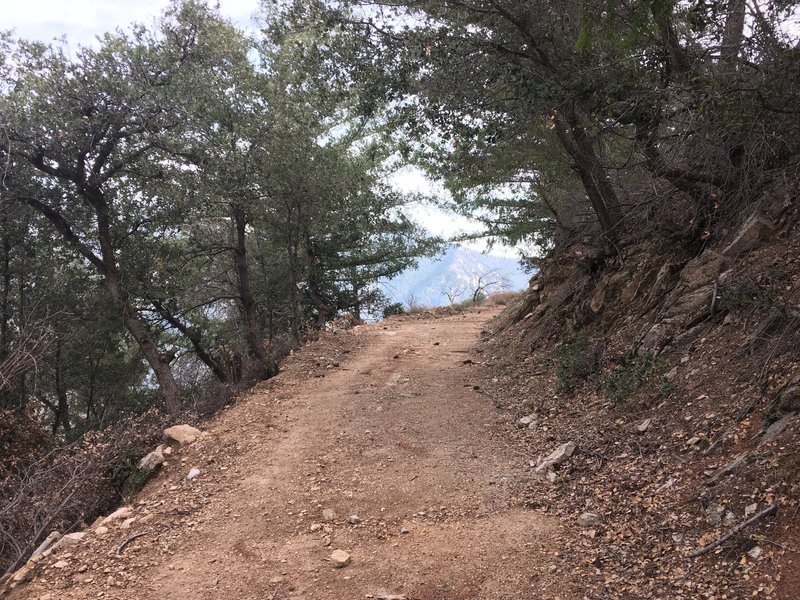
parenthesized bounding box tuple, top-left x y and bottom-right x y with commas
(3, 306, 576, 600)
(4, 289, 798, 599)
(478, 232, 800, 599)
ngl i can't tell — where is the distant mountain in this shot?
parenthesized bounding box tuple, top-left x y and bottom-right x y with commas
(379, 246, 532, 308)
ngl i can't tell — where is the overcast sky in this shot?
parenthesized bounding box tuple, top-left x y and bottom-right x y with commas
(3, 0, 516, 258)
(4, 0, 259, 44)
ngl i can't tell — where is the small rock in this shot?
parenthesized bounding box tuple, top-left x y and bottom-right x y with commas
(517, 416, 532, 428)
(686, 436, 701, 446)
(120, 517, 136, 529)
(53, 560, 69, 569)
(635, 418, 652, 433)
(310, 523, 323, 533)
(577, 512, 601, 527)
(545, 471, 558, 483)
(10, 564, 33, 584)
(745, 503, 758, 518)
(164, 424, 202, 446)
(706, 503, 725, 527)
(347, 515, 360, 525)
(61, 532, 86, 544)
(534, 441, 577, 475)
(747, 546, 763, 560)
(94, 526, 109, 536)
(330, 549, 351, 568)
(322, 508, 337, 522)
(187, 467, 201, 480)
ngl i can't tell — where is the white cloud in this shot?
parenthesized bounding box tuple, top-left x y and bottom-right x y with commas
(4, 0, 260, 44)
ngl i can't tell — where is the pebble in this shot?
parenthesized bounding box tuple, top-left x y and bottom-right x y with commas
(577, 512, 601, 527)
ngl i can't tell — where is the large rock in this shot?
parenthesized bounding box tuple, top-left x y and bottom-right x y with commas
(48, 531, 86, 554)
(534, 441, 577, 475)
(10, 563, 33, 585)
(101, 506, 134, 526)
(31, 531, 61, 558)
(723, 214, 775, 257)
(164, 425, 201, 445)
(759, 413, 796, 446)
(138, 445, 165, 471)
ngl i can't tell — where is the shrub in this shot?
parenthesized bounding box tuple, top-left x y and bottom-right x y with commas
(0, 408, 170, 574)
(556, 331, 604, 392)
(382, 302, 406, 318)
(602, 350, 669, 403)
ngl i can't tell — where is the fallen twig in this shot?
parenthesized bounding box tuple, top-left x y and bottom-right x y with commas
(688, 504, 777, 558)
(116, 530, 151, 555)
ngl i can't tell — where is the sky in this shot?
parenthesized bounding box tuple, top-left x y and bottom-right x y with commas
(3, 0, 512, 257)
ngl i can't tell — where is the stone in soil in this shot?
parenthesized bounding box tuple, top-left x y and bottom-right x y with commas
(322, 508, 337, 521)
(577, 512, 601, 527)
(101, 506, 134, 526)
(534, 441, 577, 475)
(330, 549, 351, 568)
(138, 446, 165, 470)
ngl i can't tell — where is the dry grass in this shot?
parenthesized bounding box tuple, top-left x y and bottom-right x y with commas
(483, 291, 521, 306)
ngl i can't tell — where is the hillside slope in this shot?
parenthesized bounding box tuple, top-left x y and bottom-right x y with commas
(478, 189, 800, 598)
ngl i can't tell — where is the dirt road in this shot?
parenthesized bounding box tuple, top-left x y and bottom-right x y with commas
(11, 308, 571, 600)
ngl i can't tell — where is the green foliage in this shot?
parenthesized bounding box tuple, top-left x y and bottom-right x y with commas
(556, 331, 604, 392)
(0, 0, 437, 428)
(108, 447, 151, 498)
(382, 302, 406, 318)
(718, 273, 788, 315)
(602, 350, 670, 404)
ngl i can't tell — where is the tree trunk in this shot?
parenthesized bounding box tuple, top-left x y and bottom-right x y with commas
(1, 229, 10, 361)
(304, 240, 327, 329)
(232, 203, 277, 378)
(92, 196, 183, 414)
(101, 267, 183, 414)
(721, 0, 746, 65)
(151, 300, 229, 382)
(287, 234, 301, 342)
(553, 105, 624, 248)
(117, 301, 183, 413)
(53, 339, 71, 436)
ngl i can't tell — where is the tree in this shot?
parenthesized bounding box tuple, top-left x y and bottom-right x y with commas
(0, 2, 256, 412)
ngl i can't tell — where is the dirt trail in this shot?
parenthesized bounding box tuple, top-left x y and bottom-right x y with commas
(11, 308, 572, 600)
